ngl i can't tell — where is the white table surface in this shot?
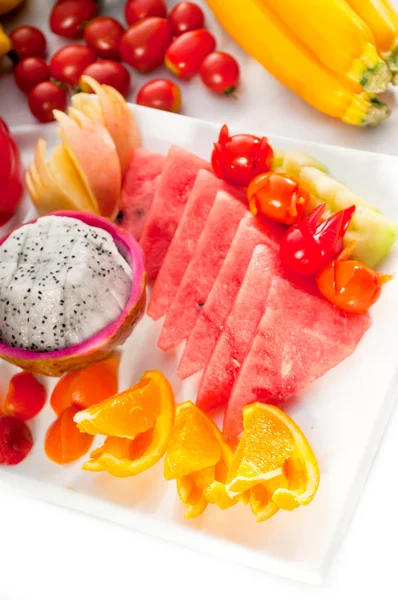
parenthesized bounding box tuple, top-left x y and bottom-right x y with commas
(1, 1, 397, 599)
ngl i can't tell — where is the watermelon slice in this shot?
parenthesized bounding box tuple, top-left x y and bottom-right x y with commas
(223, 278, 371, 439)
(196, 244, 278, 413)
(139, 146, 211, 281)
(158, 191, 249, 351)
(117, 148, 165, 241)
(178, 217, 283, 380)
(147, 170, 244, 321)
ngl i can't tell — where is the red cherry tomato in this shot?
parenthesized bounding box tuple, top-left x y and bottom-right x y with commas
(0, 119, 23, 225)
(137, 78, 181, 112)
(200, 52, 240, 95)
(28, 81, 68, 123)
(165, 29, 216, 79)
(280, 204, 355, 276)
(0, 416, 33, 466)
(81, 60, 131, 97)
(316, 241, 392, 314)
(247, 172, 309, 225)
(14, 57, 50, 94)
(50, 44, 96, 86)
(4, 372, 46, 422)
(211, 125, 274, 187)
(9, 25, 47, 59)
(50, 0, 98, 39)
(124, 0, 167, 26)
(168, 2, 204, 36)
(84, 17, 125, 59)
(120, 17, 172, 73)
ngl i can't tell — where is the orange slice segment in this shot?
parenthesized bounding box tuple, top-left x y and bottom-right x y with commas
(45, 406, 94, 465)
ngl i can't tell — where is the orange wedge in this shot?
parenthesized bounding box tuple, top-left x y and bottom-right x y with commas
(75, 370, 175, 477)
(225, 404, 320, 521)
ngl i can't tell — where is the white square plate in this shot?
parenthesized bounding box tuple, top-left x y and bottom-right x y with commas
(2, 106, 398, 586)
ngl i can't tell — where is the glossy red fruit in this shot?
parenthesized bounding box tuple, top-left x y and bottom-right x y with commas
(124, 0, 167, 26)
(165, 29, 216, 79)
(120, 17, 172, 73)
(84, 16, 125, 59)
(14, 57, 50, 94)
(0, 416, 33, 465)
(81, 60, 131, 97)
(137, 78, 181, 112)
(28, 81, 68, 123)
(200, 52, 240, 95)
(0, 118, 23, 226)
(9, 25, 47, 59)
(168, 2, 204, 36)
(50, 44, 96, 86)
(4, 372, 46, 421)
(50, 0, 98, 39)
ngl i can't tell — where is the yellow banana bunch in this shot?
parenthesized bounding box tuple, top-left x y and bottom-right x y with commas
(206, 0, 390, 126)
(0, 24, 11, 60)
(263, 0, 391, 93)
(345, 0, 398, 78)
(0, 0, 23, 16)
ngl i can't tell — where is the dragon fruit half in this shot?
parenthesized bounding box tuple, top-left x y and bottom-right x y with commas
(0, 211, 146, 376)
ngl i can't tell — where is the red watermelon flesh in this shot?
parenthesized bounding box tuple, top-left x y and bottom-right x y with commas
(139, 146, 211, 281)
(223, 277, 371, 439)
(178, 217, 281, 380)
(147, 170, 245, 321)
(158, 191, 249, 351)
(196, 244, 278, 413)
(117, 148, 165, 241)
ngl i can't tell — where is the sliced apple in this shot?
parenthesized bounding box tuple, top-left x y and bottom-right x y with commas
(53, 108, 121, 220)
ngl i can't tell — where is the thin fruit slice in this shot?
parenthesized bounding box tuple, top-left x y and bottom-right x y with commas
(147, 169, 245, 321)
(224, 277, 370, 439)
(139, 146, 211, 281)
(0, 415, 33, 465)
(196, 244, 277, 413)
(117, 148, 165, 241)
(50, 356, 119, 416)
(45, 406, 94, 465)
(226, 403, 320, 515)
(77, 370, 175, 477)
(4, 371, 46, 421)
(178, 217, 282, 379)
(158, 192, 248, 351)
(164, 401, 244, 518)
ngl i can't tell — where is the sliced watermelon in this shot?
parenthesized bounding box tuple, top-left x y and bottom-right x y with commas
(223, 278, 371, 439)
(196, 244, 278, 413)
(147, 170, 244, 321)
(178, 217, 283, 380)
(139, 146, 211, 281)
(117, 148, 165, 241)
(158, 191, 249, 351)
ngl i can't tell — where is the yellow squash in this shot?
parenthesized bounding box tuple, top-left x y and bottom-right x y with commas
(206, 0, 390, 126)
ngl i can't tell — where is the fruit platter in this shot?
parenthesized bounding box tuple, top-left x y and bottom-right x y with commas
(1, 83, 398, 585)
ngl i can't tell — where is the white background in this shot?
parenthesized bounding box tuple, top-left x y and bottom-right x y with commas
(1, 1, 398, 599)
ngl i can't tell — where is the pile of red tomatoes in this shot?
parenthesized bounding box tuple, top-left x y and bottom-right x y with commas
(5, 0, 240, 123)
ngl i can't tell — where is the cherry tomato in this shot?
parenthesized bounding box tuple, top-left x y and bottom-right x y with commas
(137, 78, 181, 112)
(50, 44, 96, 86)
(316, 241, 392, 314)
(9, 25, 47, 59)
(4, 372, 46, 421)
(165, 29, 216, 79)
(28, 81, 68, 123)
(0, 416, 33, 466)
(84, 17, 125, 59)
(0, 119, 23, 226)
(200, 52, 240, 95)
(120, 17, 172, 73)
(247, 172, 309, 224)
(280, 204, 355, 276)
(212, 125, 274, 187)
(50, 0, 98, 39)
(168, 2, 204, 36)
(81, 60, 131, 97)
(14, 57, 50, 94)
(124, 0, 167, 26)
